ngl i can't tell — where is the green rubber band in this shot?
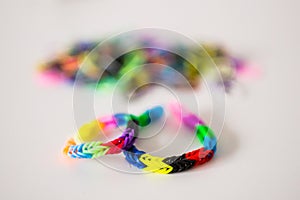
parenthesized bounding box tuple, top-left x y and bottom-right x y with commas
(196, 125, 215, 143)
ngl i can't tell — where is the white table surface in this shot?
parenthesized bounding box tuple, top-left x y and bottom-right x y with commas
(0, 0, 299, 199)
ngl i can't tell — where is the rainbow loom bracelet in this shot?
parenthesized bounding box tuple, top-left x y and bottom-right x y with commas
(63, 106, 163, 159)
(123, 103, 217, 174)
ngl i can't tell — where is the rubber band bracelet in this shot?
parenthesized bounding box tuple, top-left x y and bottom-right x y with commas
(63, 106, 163, 159)
(123, 103, 217, 174)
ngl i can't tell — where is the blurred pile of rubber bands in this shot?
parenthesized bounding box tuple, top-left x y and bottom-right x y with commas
(37, 30, 258, 97)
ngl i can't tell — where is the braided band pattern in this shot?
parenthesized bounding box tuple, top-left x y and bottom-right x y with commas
(63, 106, 163, 159)
(123, 123, 217, 174)
(65, 121, 138, 159)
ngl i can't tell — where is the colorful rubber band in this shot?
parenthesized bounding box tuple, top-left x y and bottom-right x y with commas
(123, 103, 217, 174)
(63, 106, 163, 158)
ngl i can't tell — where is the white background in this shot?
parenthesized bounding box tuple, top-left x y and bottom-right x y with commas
(0, 0, 299, 199)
